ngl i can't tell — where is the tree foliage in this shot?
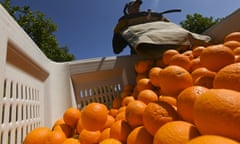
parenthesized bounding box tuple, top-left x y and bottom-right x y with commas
(1, 0, 75, 62)
(180, 13, 223, 34)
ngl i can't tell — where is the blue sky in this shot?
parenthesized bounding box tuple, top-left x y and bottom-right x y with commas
(6, 0, 240, 60)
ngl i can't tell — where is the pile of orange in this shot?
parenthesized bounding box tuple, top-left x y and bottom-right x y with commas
(24, 32, 240, 144)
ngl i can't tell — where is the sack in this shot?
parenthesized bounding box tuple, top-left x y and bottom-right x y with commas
(121, 21, 211, 57)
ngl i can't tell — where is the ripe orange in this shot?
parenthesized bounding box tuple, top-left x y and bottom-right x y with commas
(137, 89, 158, 104)
(112, 96, 122, 109)
(122, 84, 134, 93)
(186, 135, 240, 144)
(52, 118, 65, 129)
(189, 57, 202, 72)
(99, 128, 111, 142)
(23, 127, 52, 144)
(182, 50, 194, 60)
(177, 86, 208, 123)
(142, 101, 179, 136)
(109, 108, 119, 118)
(127, 126, 153, 144)
(224, 40, 240, 50)
(192, 46, 205, 58)
(53, 123, 73, 138)
(148, 67, 162, 87)
(224, 32, 240, 42)
(162, 49, 179, 65)
(63, 107, 81, 128)
(62, 138, 80, 144)
(81, 102, 108, 131)
(193, 89, 240, 141)
(115, 111, 126, 121)
(169, 54, 192, 71)
(99, 138, 122, 144)
(232, 46, 240, 55)
(79, 129, 101, 144)
(121, 96, 135, 106)
(102, 115, 115, 130)
(76, 119, 83, 134)
(125, 100, 147, 128)
(134, 59, 154, 74)
(191, 67, 216, 82)
(158, 95, 177, 106)
(194, 75, 215, 89)
(110, 120, 132, 143)
(235, 55, 240, 62)
(46, 130, 67, 144)
(136, 78, 153, 92)
(199, 44, 235, 72)
(135, 73, 148, 83)
(115, 108, 126, 121)
(213, 63, 240, 91)
(153, 121, 201, 144)
(158, 65, 193, 97)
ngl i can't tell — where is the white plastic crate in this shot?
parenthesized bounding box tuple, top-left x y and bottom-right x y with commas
(0, 4, 142, 144)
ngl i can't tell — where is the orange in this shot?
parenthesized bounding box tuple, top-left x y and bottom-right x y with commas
(137, 89, 158, 104)
(115, 110, 126, 121)
(79, 129, 101, 144)
(153, 121, 201, 144)
(135, 73, 148, 83)
(99, 128, 111, 142)
(121, 96, 135, 106)
(53, 123, 73, 138)
(193, 89, 240, 141)
(186, 135, 240, 144)
(112, 96, 122, 109)
(134, 59, 154, 74)
(62, 138, 80, 144)
(99, 138, 122, 144)
(194, 75, 215, 89)
(81, 102, 108, 131)
(148, 67, 162, 87)
(189, 57, 202, 72)
(122, 84, 134, 93)
(234, 55, 240, 62)
(224, 40, 240, 50)
(192, 46, 205, 58)
(76, 119, 83, 134)
(199, 44, 235, 72)
(182, 50, 194, 60)
(169, 54, 192, 71)
(158, 65, 193, 97)
(102, 114, 115, 129)
(136, 78, 153, 92)
(142, 101, 179, 136)
(63, 107, 81, 128)
(158, 95, 177, 106)
(46, 130, 67, 144)
(52, 118, 65, 129)
(177, 86, 208, 123)
(224, 32, 240, 42)
(232, 46, 240, 55)
(109, 108, 119, 118)
(191, 67, 216, 82)
(162, 49, 179, 65)
(110, 120, 132, 143)
(120, 91, 132, 98)
(23, 127, 52, 144)
(127, 126, 153, 144)
(125, 100, 147, 128)
(213, 63, 240, 91)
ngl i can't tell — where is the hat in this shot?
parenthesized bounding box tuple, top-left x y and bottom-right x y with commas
(129, 0, 142, 6)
